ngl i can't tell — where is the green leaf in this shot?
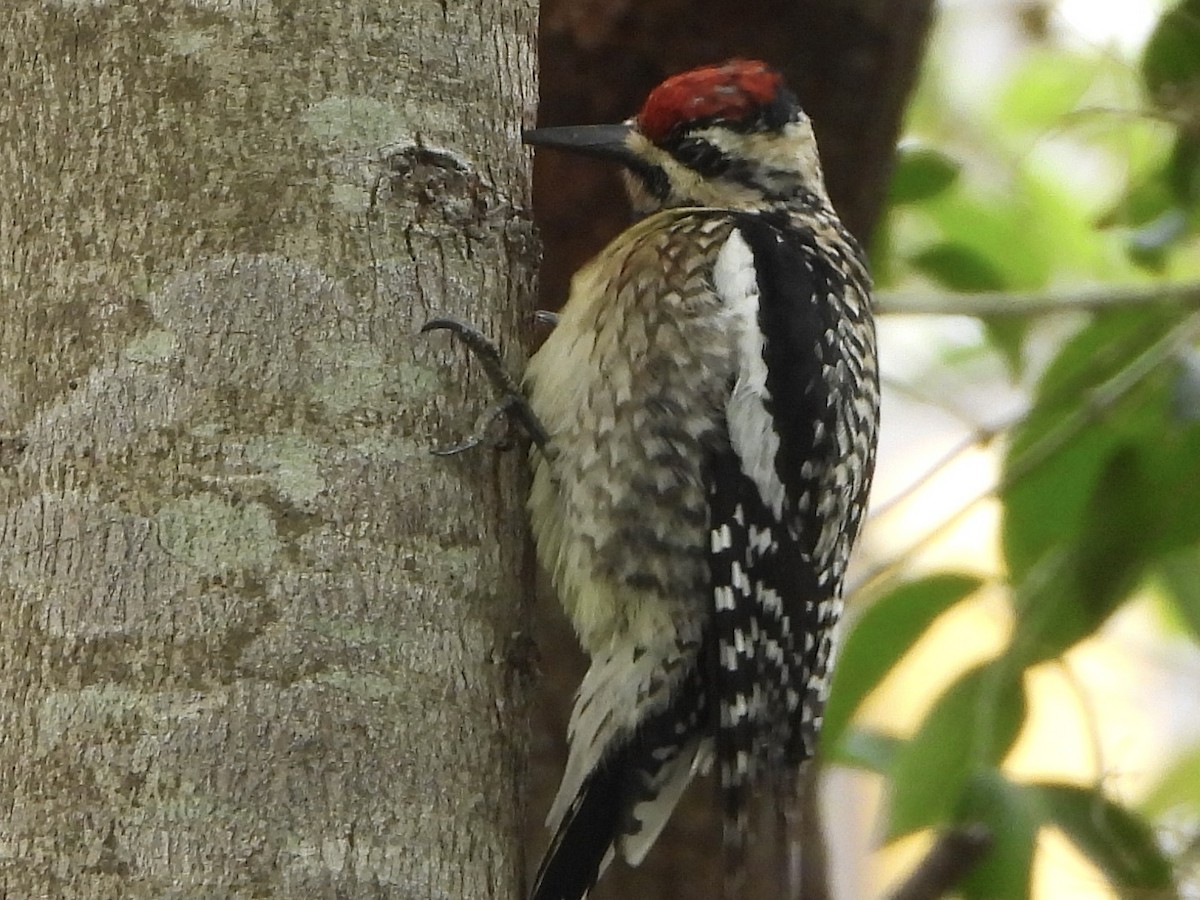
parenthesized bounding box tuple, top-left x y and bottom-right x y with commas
(889, 147, 962, 205)
(997, 49, 1096, 131)
(1136, 413, 1200, 557)
(1167, 136, 1200, 204)
(823, 573, 983, 747)
(913, 320, 1194, 668)
(1142, 745, 1200, 817)
(911, 242, 1009, 293)
(1157, 545, 1200, 641)
(1007, 375, 1200, 667)
(1142, 0, 1200, 101)
(885, 664, 1026, 840)
(1104, 137, 1200, 245)
(982, 316, 1027, 377)
(828, 727, 900, 773)
(958, 771, 1038, 900)
(1129, 208, 1188, 267)
(1002, 310, 1176, 582)
(1065, 444, 1154, 607)
(1009, 446, 1162, 666)
(1173, 348, 1200, 422)
(917, 192, 1053, 290)
(1099, 167, 1177, 231)
(955, 778, 1178, 898)
(1030, 782, 1177, 894)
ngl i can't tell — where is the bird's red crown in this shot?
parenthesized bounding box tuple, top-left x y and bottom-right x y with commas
(636, 60, 785, 144)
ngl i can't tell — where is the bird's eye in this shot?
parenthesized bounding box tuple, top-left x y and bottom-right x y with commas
(672, 137, 729, 176)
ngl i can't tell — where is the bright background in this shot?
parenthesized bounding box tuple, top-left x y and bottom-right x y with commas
(827, 1, 1200, 896)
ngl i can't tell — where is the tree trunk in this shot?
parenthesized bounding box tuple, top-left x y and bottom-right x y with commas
(0, 2, 537, 898)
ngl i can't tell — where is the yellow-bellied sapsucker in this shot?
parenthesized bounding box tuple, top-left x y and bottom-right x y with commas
(522, 59, 879, 900)
(427, 58, 878, 900)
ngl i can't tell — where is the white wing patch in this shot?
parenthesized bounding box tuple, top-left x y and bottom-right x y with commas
(714, 229, 787, 518)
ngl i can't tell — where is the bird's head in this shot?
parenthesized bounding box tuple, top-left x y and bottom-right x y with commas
(524, 59, 829, 216)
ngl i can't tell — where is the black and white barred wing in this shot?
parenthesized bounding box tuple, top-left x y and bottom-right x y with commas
(708, 216, 877, 847)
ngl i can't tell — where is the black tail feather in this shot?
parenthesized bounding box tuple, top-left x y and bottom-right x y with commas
(530, 750, 627, 900)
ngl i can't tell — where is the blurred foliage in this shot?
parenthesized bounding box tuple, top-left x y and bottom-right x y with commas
(827, 1, 1200, 897)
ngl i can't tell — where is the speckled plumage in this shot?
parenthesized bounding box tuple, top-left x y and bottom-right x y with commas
(522, 60, 879, 900)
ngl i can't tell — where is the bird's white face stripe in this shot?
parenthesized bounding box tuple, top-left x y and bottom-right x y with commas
(688, 120, 828, 203)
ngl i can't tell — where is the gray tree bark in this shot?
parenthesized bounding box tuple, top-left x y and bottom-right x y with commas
(0, 2, 537, 898)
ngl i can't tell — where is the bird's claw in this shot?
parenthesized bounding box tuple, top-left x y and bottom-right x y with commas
(429, 395, 522, 456)
(421, 316, 550, 453)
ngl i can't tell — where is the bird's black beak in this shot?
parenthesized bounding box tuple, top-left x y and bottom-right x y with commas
(522, 123, 639, 167)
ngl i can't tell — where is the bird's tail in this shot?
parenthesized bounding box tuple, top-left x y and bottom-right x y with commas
(531, 681, 710, 900)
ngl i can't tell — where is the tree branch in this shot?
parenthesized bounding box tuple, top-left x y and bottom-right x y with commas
(876, 281, 1200, 317)
(885, 825, 993, 900)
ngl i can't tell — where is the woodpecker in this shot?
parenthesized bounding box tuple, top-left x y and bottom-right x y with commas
(512, 59, 879, 900)
(427, 58, 878, 900)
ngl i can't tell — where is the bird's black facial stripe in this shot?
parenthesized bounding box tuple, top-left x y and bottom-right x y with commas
(667, 136, 807, 202)
(672, 137, 732, 178)
(727, 164, 810, 202)
(627, 159, 671, 201)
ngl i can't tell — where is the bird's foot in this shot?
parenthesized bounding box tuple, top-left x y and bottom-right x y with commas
(420, 316, 549, 453)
